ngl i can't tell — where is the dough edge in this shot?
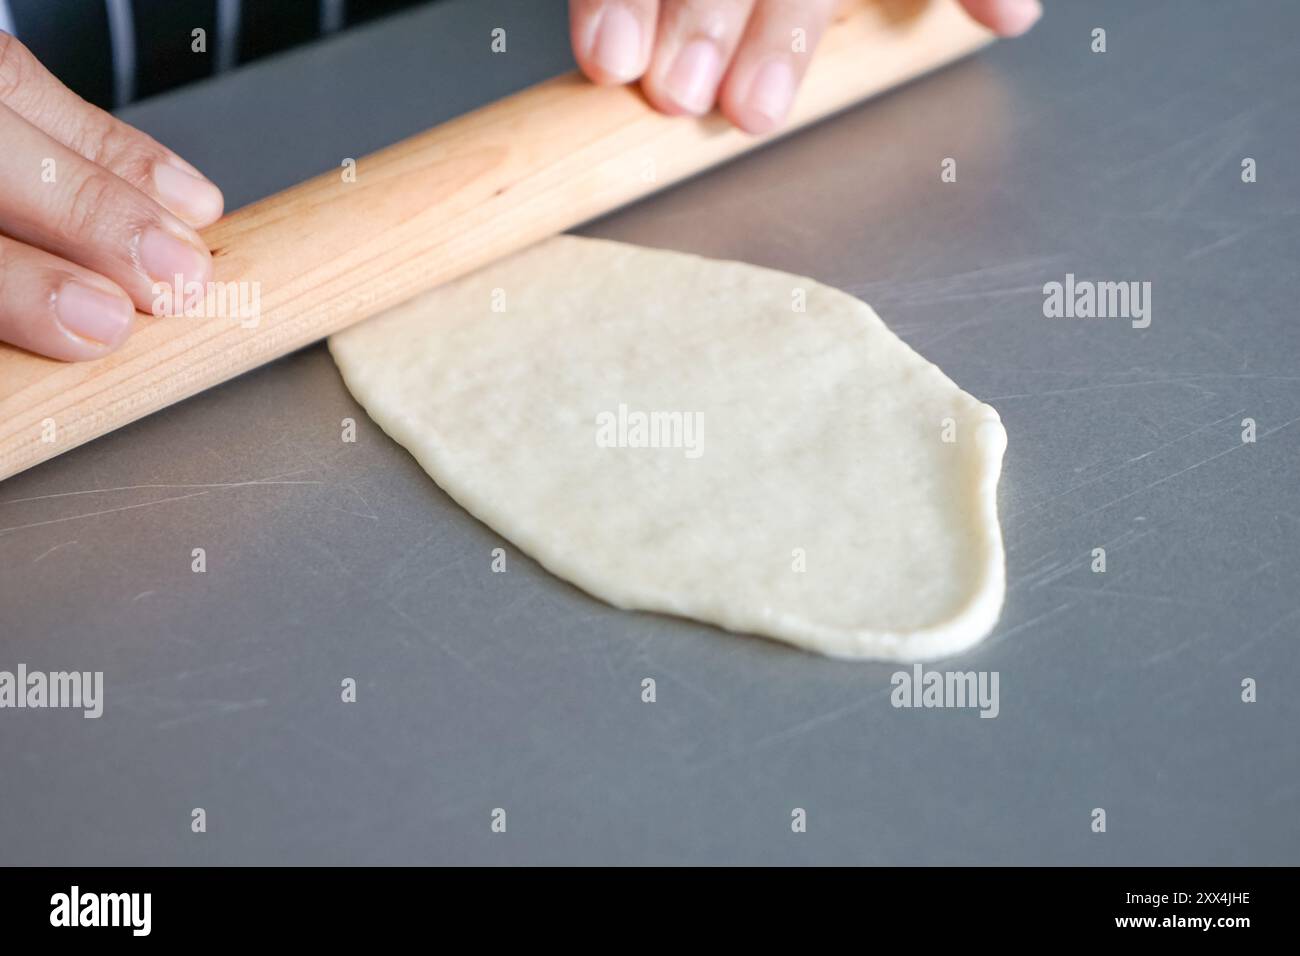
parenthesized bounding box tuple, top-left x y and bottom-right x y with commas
(330, 237, 1009, 662)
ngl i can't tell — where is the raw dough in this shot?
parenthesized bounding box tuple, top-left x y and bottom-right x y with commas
(329, 236, 1007, 661)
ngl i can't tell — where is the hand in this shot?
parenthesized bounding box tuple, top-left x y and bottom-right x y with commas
(0, 33, 223, 362)
(569, 0, 1041, 132)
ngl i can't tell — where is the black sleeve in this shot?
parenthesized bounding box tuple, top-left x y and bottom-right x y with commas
(8, 0, 116, 108)
(7, 0, 436, 111)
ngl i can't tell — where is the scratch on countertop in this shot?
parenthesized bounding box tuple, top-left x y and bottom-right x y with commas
(379, 593, 507, 694)
(1158, 134, 1253, 217)
(154, 697, 271, 730)
(1141, 631, 1218, 668)
(1042, 582, 1224, 613)
(1013, 528, 1152, 591)
(0, 476, 320, 505)
(692, 684, 897, 772)
(330, 508, 380, 521)
(968, 367, 1300, 385)
(0, 490, 212, 536)
(111, 654, 283, 694)
(978, 603, 1075, 652)
(1075, 415, 1299, 521)
(1101, 97, 1269, 184)
(851, 255, 1067, 307)
(1005, 409, 1245, 525)
(1216, 606, 1300, 666)
(1183, 219, 1281, 262)
(489, 583, 545, 625)
(631, 655, 726, 711)
(31, 539, 79, 563)
(987, 379, 1218, 403)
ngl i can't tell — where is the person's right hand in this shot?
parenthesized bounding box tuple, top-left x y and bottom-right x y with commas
(570, 0, 1041, 133)
(0, 32, 223, 362)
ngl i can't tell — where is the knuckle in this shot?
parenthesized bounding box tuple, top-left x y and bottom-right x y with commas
(59, 171, 122, 243)
(0, 31, 33, 102)
(116, 145, 162, 192)
(73, 115, 160, 191)
(77, 114, 128, 170)
(677, 0, 746, 35)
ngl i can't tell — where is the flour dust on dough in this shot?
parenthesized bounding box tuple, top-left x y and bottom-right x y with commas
(329, 236, 1007, 661)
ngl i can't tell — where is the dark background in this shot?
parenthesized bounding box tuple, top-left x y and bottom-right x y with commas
(7, 0, 436, 107)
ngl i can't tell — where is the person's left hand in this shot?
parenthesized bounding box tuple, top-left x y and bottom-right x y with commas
(568, 0, 1042, 133)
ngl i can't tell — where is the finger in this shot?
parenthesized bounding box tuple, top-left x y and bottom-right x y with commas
(0, 102, 212, 316)
(0, 31, 223, 228)
(569, 0, 659, 85)
(958, 0, 1042, 37)
(639, 0, 755, 116)
(0, 233, 135, 361)
(718, 0, 837, 134)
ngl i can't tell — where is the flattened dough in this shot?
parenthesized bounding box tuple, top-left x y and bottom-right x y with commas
(329, 236, 1007, 661)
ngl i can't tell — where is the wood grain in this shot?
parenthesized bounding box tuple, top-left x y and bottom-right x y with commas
(0, 0, 990, 481)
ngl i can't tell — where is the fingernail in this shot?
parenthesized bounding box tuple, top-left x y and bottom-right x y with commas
(746, 59, 796, 128)
(164, 152, 205, 178)
(154, 162, 224, 225)
(664, 39, 723, 114)
(56, 279, 134, 346)
(591, 5, 642, 82)
(138, 227, 210, 312)
(1000, 0, 1042, 36)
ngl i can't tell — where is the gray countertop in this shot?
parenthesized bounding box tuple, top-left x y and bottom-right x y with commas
(1, 0, 1297, 865)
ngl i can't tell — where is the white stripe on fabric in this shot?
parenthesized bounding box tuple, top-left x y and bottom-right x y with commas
(104, 0, 136, 107)
(0, 0, 17, 37)
(320, 0, 345, 35)
(215, 0, 241, 73)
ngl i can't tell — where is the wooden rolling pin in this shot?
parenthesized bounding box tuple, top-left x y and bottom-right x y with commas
(0, 0, 990, 482)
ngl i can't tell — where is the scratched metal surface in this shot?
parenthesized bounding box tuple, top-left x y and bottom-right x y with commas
(1, 0, 1297, 865)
